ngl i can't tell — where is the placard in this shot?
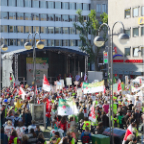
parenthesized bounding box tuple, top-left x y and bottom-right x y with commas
(125, 76, 129, 85)
(66, 77, 72, 86)
(60, 79, 65, 87)
(77, 88, 83, 97)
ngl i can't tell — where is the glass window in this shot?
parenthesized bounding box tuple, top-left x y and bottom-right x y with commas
(32, 0, 39, 8)
(76, 3, 82, 10)
(55, 40, 62, 46)
(25, 0, 31, 7)
(133, 28, 139, 37)
(1, 12, 8, 19)
(17, 0, 24, 7)
(43, 40, 47, 46)
(48, 40, 54, 46)
(41, 27, 47, 33)
(76, 29, 80, 34)
(96, 4, 101, 13)
(25, 26, 32, 33)
(48, 1, 54, 8)
(40, 14, 47, 21)
(125, 48, 130, 56)
(69, 15, 75, 22)
(48, 14, 54, 21)
(62, 15, 69, 22)
(55, 2, 61, 9)
(125, 29, 131, 37)
(133, 47, 139, 57)
(9, 26, 17, 33)
(1, 0, 7, 6)
(40, 1, 46, 8)
(83, 16, 87, 21)
(102, 4, 107, 13)
(70, 27, 75, 34)
(63, 40, 69, 46)
(55, 27, 61, 34)
(125, 9, 131, 18)
(9, 39, 17, 46)
(83, 4, 89, 10)
(33, 14, 39, 20)
(17, 13, 24, 20)
(33, 26, 39, 33)
(70, 40, 75, 46)
(9, 12, 16, 19)
(8, 0, 15, 6)
(25, 13, 31, 20)
(141, 27, 144, 36)
(17, 39, 21, 46)
(142, 6, 144, 16)
(0, 25, 8, 32)
(70, 3, 75, 10)
(133, 8, 139, 17)
(55, 14, 61, 21)
(63, 27, 69, 34)
(17, 26, 24, 33)
(62, 2, 68, 9)
(48, 27, 54, 33)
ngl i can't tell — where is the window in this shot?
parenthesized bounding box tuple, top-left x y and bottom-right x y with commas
(48, 1, 54, 8)
(76, 3, 82, 10)
(133, 47, 139, 57)
(25, 26, 32, 33)
(125, 29, 131, 37)
(55, 40, 62, 46)
(63, 27, 69, 34)
(48, 27, 54, 33)
(141, 27, 144, 36)
(69, 15, 75, 22)
(62, 2, 68, 9)
(70, 40, 75, 46)
(96, 4, 101, 13)
(102, 4, 107, 13)
(70, 3, 75, 10)
(125, 48, 130, 56)
(25, 0, 31, 7)
(48, 40, 54, 46)
(48, 14, 54, 21)
(76, 29, 80, 34)
(8, 0, 15, 6)
(9, 26, 17, 33)
(83, 4, 89, 10)
(33, 26, 39, 33)
(125, 9, 131, 18)
(32, 0, 39, 8)
(9, 12, 16, 19)
(63, 40, 69, 46)
(133, 8, 139, 17)
(70, 27, 75, 34)
(9, 39, 17, 46)
(25, 13, 31, 20)
(55, 27, 61, 34)
(0, 25, 8, 32)
(43, 40, 47, 46)
(142, 6, 144, 16)
(41, 27, 47, 34)
(33, 14, 39, 20)
(17, 13, 24, 20)
(78, 40, 82, 46)
(1, 12, 8, 19)
(62, 15, 69, 22)
(141, 47, 144, 56)
(18, 39, 24, 46)
(83, 16, 87, 21)
(40, 1, 47, 8)
(40, 14, 47, 21)
(133, 27, 139, 37)
(55, 2, 61, 9)
(1, 0, 7, 6)
(17, 26, 24, 33)
(17, 0, 24, 7)
(55, 14, 61, 21)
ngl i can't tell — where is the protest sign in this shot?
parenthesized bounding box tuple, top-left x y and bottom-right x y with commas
(77, 88, 83, 97)
(60, 79, 65, 87)
(66, 77, 72, 86)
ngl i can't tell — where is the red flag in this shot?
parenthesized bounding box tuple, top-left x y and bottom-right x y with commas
(42, 75, 50, 92)
(89, 105, 96, 122)
(117, 79, 122, 92)
(103, 86, 106, 94)
(122, 124, 133, 144)
(18, 87, 26, 100)
(37, 98, 40, 104)
(140, 78, 142, 84)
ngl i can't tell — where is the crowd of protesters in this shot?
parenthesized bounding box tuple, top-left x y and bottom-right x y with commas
(0, 81, 144, 144)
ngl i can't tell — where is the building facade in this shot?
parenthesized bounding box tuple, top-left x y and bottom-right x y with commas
(108, 0, 144, 80)
(0, 0, 91, 52)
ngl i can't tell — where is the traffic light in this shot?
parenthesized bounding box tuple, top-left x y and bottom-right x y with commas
(103, 52, 108, 64)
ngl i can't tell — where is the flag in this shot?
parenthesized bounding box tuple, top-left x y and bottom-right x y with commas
(18, 87, 26, 100)
(10, 73, 15, 88)
(42, 75, 50, 92)
(89, 105, 96, 122)
(84, 73, 87, 82)
(37, 98, 40, 104)
(117, 79, 122, 92)
(35, 85, 38, 95)
(122, 124, 133, 144)
(140, 78, 142, 84)
(103, 86, 106, 94)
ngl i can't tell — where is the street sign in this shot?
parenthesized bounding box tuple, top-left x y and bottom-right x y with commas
(103, 52, 108, 64)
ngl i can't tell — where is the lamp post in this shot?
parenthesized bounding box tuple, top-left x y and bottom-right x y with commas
(24, 32, 44, 104)
(94, 22, 129, 144)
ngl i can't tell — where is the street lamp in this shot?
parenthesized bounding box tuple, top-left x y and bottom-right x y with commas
(24, 32, 44, 104)
(94, 21, 129, 144)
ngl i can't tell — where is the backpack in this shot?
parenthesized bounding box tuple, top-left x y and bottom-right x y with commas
(82, 133, 90, 144)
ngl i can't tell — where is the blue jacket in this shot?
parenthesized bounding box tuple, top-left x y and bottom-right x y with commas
(81, 131, 91, 141)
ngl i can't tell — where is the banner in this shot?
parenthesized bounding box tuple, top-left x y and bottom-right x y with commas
(58, 98, 78, 116)
(82, 80, 104, 94)
(131, 84, 144, 92)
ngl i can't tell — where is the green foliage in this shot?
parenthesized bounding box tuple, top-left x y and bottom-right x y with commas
(100, 12, 108, 24)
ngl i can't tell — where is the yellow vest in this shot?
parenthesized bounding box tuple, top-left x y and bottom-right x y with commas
(82, 121, 91, 130)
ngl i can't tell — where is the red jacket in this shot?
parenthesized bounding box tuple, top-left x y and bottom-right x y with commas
(45, 99, 52, 118)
